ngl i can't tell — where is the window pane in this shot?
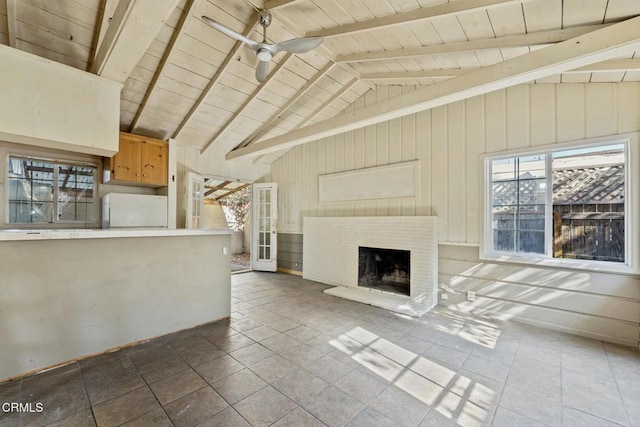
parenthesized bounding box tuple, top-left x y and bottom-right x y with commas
(8, 157, 96, 226)
(491, 156, 546, 255)
(519, 205, 545, 231)
(493, 207, 515, 230)
(8, 159, 54, 223)
(552, 144, 625, 263)
(518, 231, 545, 254)
(493, 230, 515, 252)
(492, 181, 516, 206)
(57, 165, 95, 222)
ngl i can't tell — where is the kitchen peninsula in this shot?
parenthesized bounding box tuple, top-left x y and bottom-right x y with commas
(0, 229, 231, 381)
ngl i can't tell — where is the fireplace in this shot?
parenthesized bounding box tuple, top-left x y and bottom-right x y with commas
(358, 246, 410, 296)
(304, 216, 438, 316)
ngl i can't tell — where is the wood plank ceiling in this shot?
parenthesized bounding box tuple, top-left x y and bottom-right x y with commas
(1, 0, 640, 165)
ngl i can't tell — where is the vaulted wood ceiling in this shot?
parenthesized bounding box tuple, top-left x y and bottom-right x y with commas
(1, 0, 640, 166)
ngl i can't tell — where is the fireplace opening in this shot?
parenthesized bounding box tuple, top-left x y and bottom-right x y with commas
(358, 246, 410, 296)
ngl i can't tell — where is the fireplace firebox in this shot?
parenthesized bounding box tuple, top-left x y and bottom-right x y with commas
(358, 246, 410, 296)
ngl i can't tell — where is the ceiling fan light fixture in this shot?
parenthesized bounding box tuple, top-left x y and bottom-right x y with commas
(256, 49, 272, 61)
(202, 11, 323, 83)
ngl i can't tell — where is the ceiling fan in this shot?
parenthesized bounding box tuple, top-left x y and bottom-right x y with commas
(202, 10, 323, 82)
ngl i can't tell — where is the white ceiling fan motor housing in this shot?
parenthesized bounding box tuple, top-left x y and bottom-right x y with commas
(257, 48, 272, 61)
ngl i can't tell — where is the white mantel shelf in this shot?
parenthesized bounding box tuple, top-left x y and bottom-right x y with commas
(0, 228, 231, 241)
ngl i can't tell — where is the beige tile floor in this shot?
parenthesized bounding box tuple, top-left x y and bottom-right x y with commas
(1, 272, 639, 426)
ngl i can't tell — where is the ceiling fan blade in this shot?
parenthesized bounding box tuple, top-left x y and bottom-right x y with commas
(243, 45, 258, 67)
(256, 60, 269, 82)
(202, 16, 259, 50)
(274, 37, 323, 54)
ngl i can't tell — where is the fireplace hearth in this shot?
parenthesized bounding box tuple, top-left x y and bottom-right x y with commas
(358, 246, 410, 296)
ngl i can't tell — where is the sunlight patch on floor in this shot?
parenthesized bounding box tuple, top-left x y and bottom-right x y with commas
(330, 326, 498, 424)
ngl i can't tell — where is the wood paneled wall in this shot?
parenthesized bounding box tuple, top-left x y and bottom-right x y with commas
(268, 82, 640, 347)
(269, 82, 640, 240)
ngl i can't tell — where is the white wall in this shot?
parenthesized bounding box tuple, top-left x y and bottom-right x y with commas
(204, 201, 229, 229)
(0, 233, 231, 381)
(268, 82, 640, 347)
(0, 45, 120, 157)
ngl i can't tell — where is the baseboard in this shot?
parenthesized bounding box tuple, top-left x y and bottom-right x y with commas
(277, 267, 302, 276)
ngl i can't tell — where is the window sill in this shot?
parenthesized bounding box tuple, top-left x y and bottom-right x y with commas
(479, 252, 637, 276)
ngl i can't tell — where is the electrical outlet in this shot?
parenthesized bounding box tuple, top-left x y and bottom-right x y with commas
(467, 291, 476, 302)
(222, 247, 229, 255)
(441, 293, 448, 301)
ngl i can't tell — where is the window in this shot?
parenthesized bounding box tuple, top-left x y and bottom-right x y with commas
(485, 142, 628, 267)
(7, 156, 98, 227)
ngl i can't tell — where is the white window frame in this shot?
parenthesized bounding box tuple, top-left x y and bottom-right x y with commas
(481, 133, 638, 275)
(4, 154, 100, 229)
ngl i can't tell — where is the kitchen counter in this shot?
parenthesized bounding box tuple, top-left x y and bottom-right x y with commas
(0, 228, 231, 241)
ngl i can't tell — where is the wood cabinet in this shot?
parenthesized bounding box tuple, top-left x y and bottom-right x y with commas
(105, 132, 168, 186)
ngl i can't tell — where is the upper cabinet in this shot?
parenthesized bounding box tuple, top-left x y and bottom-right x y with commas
(104, 132, 168, 187)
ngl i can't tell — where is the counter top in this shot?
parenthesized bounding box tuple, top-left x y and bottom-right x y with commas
(0, 228, 232, 241)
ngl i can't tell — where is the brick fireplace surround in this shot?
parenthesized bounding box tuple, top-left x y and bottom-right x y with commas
(303, 216, 438, 316)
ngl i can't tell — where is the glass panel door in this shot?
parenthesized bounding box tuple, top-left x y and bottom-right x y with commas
(186, 172, 204, 229)
(252, 183, 277, 271)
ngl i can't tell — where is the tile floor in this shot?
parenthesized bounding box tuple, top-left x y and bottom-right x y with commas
(1, 272, 639, 427)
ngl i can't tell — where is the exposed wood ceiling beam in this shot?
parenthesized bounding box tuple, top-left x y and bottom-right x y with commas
(129, 0, 196, 133)
(307, 0, 524, 38)
(213, 183, 250, 201)
(361, 69, 473, 80)
(93, 0, 119, 61)
(5, 0, 16, 47)
(359, 58, 640, 80)
(297, 77, 358, 128)
(236, 62, 335, 149)
(263, 0, 301, 10)
(205, 181, 232, 190)
(172, 13, 261, 140)
(226, 17, 640, 160)
(569, 58, 640, 73)
(336, 24, 608, 63)
(91, 0, 181, 83)
(200, 53, 294, 154)
(205, 180, 231, 196)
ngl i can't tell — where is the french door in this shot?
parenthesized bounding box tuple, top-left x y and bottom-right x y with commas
(186, 172, 204, 229)
(252, 183, 277, 272)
